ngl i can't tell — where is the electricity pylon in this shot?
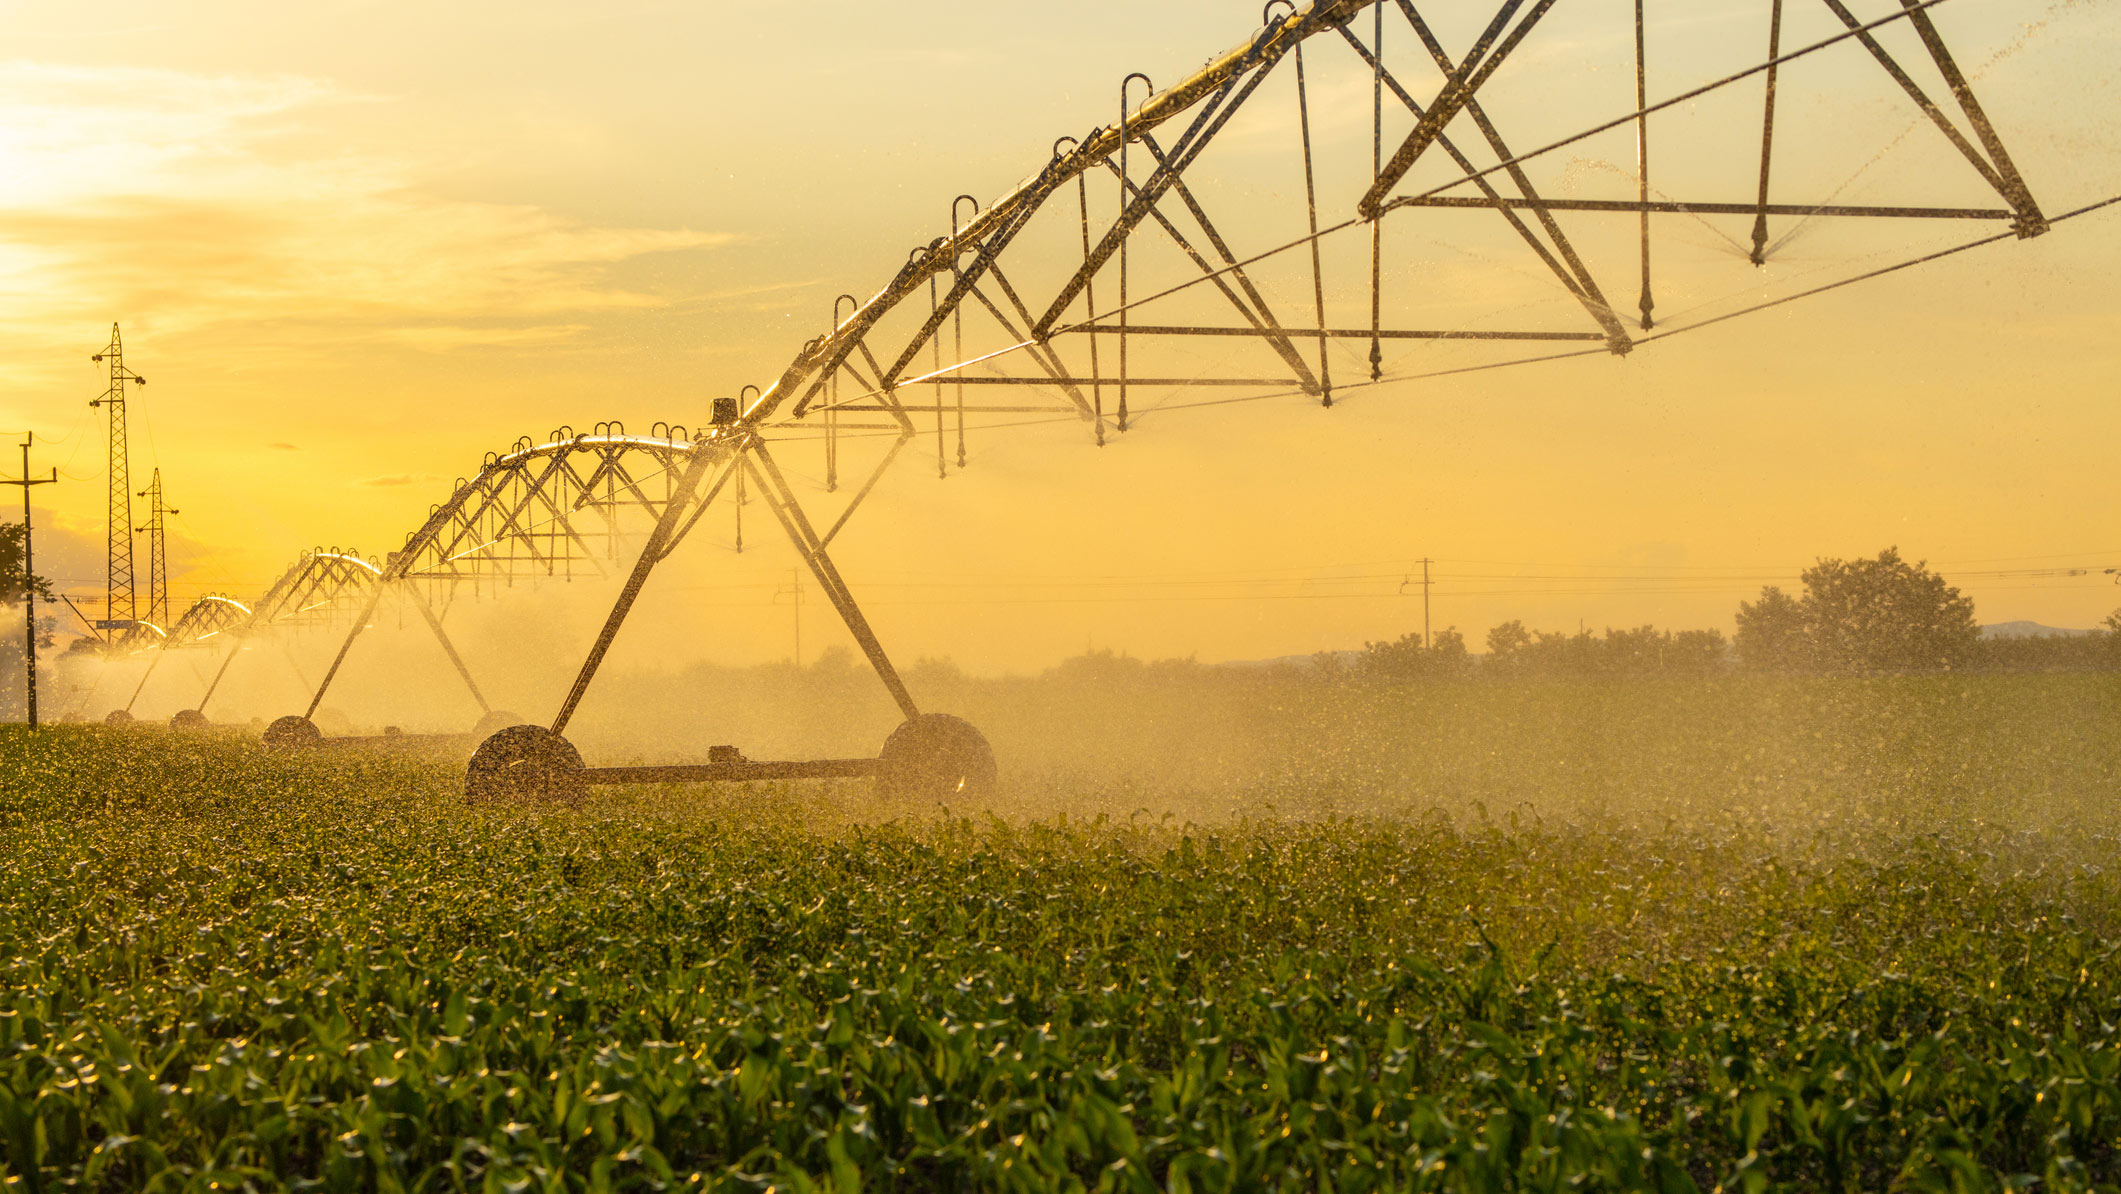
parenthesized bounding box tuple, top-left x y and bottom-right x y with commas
(89, 324, 146, 641)
(135, 469, 177, 633)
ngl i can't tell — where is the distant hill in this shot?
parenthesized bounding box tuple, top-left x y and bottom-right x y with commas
(1980, 621, 2099, 640)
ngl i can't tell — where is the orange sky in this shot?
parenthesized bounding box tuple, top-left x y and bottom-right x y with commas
(2, 0, 2118, 676)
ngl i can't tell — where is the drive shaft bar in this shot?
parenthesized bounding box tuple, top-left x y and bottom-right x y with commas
(582, 758, 879, 785)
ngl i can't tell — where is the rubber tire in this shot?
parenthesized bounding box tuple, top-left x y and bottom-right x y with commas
(103, 709, 135, 727)
(465, 725, 587, 807)
(263, 715, 322, 748)
(876, 713, 997, 802)
(169, 709, 209, 730)
(471, 709, 525, 738)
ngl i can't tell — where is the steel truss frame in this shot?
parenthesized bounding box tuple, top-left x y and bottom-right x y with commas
(753, 0, 2044, 445)
(99, 427, 724, 728)
(287, 427, 760, 732)
(148, 550, 386, 720)
(111, 547, 383, 721)
(262, 0, 2080, 783)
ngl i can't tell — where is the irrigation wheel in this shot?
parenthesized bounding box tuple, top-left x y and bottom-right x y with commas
(470, 709, 525, 738)
(465, 725, 586, 806)
(103, 709, 134, 726)
(263, 715, 321, 748)
(877, 713, 997, 803)
(170, 709, 209, 730)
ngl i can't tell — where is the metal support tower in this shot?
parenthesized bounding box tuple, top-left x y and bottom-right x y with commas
(89, 325, 146, 639)
(135, 469, 176, 632)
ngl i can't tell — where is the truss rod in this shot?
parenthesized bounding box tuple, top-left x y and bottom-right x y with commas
(1636, 193, 2118, 348)
(1359, 0, 1558, 219)
(1894, 0, 2045, 234)
(1635, 0, 1652, 327)
(196, 637, 243, 713)
(1393, 197, 2011, 219)
(819, 428, 916, 550)
(1032, 49, 1278, 340)
(744, 443, 920, 722)
(304, 578, 393, 721)
(796, 335, 1052, 417)
(1369, 1, 1383, 378)
(1751, 0, 1785, 264)
(1119, 71, 1153, 432)
(1100, 326, 1605, 341)
(1818, 0, 2012, 203)
(967, 267, 1099, 417)
(828, 405, 1126, 414)
(1379, 0, 1959, 217)
(657, 452, 745, 560)
(1294, 37, 1333, 405)
(1395, 1, 1629, 346)
(1111, 143, 1322, 395)
(1072, 151, 1105, 440)
(550, 445, 728, 737)
(1338, 23, 1624, 346)
(406, 588, 490, 714)
(122, 637, 173, 713)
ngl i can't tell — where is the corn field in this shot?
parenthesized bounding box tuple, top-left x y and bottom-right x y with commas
(2, 675, 2118, 1190)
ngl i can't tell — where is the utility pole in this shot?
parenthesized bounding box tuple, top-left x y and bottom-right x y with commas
(3, 436, 58, 726)
(1422, 557, 1432, 649)
(135, 469, 177, 631)
(89, 324, 146, 644)
(1398, 558, 1434, 648)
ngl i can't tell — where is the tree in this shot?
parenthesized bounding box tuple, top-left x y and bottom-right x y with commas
(0, 522, 53, 607)
(1482, 621, 1729, 676)
(1430, 627, 1469, 670)
(1735, 585, 1809, 670)
(1604, 625, 1731, 673)
(1671, 629, 1730, 671)
(1803, 548, 1976, 670)
(1485, 620, 1531, 665)
(1529, 628, 1603, 674)
(1604, 625, 1669, 672)
(1736, 548, 1977, 672)
(1359, 626, 1469, 680)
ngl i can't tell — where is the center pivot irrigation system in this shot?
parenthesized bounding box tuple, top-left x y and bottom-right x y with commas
(141, 0, 2105, 802)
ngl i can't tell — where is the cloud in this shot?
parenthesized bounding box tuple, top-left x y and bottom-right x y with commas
(268, 442, 298, 451)
(0, 61, 730, 342)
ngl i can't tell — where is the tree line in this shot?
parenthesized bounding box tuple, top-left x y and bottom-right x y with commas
(1356, 548, 2121, 679)
(3, 529, 2115, 704)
